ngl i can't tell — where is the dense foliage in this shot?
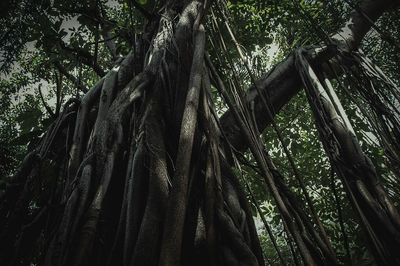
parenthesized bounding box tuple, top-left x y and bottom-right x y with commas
(1, 0, 399, 265)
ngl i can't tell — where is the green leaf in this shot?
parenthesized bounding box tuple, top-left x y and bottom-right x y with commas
(16, 107, 43, 133)
(10, 129, 42, 145)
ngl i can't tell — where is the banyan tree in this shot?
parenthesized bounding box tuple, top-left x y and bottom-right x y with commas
(1, 0, 400, 265)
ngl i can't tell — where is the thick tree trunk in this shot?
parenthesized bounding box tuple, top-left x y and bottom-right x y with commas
(0, 0, 399, 265)
(0, 1, 264, 265)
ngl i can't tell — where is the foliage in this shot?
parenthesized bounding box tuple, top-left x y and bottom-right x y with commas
(0, 0, 399, 265)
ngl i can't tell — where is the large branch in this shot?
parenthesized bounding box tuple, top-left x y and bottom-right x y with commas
(220, 0, 400, 152)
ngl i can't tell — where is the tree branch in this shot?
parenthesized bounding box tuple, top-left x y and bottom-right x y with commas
(53, 62, 88, 93)
(220, 0, 400, 152)
(58, 41, 105, 77)
(130, 0, 153, 20)
(38, 84, 55, 118)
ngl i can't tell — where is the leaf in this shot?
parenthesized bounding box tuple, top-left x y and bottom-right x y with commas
(41, 117, 55, 128)
(59, 28, 68, 38)
(26, 31, 42, 42)
(10, 129, 42, 146)
(54, 20, 62, 31)
(264, 37, 273, 44)
(16, 107, 43, 133)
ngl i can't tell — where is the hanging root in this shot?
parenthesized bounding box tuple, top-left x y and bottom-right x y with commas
(159, 23, 205, 266)
(0, 2, 281, 266)
(130, 93, 169, 266)
(70, 71, 150, 265)
(295, 47, 400, 265)
(68, 78, 104, 179)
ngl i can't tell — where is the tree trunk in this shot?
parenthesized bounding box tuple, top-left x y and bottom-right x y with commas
(221, 0, 400, 152)
(0, 0, 399, 265)
(0, 1, 264, 265)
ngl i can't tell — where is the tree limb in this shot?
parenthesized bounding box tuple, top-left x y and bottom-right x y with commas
(38, 84, 55, 118)
(220, 0, 400, 152)
(53, 62, 88, 93)
(130, 0, 153, 20)
(58, 41, 106, 77)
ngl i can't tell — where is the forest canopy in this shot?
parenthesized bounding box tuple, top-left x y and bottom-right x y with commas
(1, 0, 400, 265)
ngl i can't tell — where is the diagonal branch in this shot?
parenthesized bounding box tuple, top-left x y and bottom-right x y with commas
(53, 62, 88, 93)
(58, 41, 105, 77)
(220, 0, 400, 152)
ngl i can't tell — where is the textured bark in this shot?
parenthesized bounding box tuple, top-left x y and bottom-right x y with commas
(0, 1, 264, 266)
(0, 0, 399, 266)
(220, 0, 400, 152)
(160, 23, 205, 266)
(296, 49, 400, 265)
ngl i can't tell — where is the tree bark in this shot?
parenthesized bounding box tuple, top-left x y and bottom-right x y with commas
(220, 0, 400, 152)
(1, 1, 399, 266)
